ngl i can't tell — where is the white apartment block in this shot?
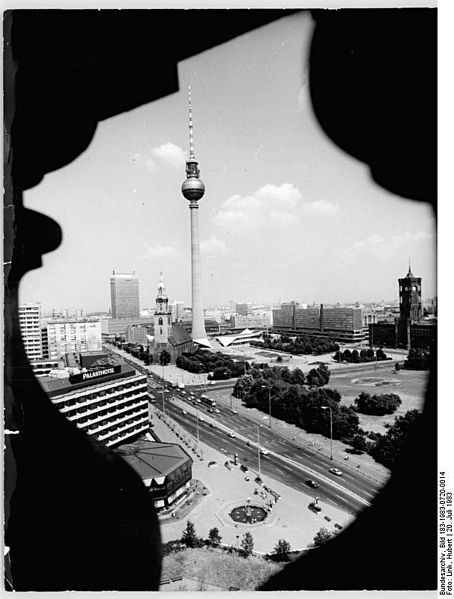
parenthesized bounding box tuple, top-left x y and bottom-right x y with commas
(19, 303, 43, 360)
(46, 319, 102, 359)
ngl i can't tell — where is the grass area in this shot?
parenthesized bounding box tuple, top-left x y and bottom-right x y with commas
(332, 368, 429, 434)
(161, 547, 283, 590)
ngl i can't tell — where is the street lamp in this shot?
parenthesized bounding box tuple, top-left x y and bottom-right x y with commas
(261, 384, 272, 428)
(321, 406, 333, 460)
(257, 424, 262, 478)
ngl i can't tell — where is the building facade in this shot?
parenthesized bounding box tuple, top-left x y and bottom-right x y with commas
(235, 302, 253, 316)
(272, 303, 364, 343)
(110, 271, 140, 319)
(18, 303, 43, 360)
(125, 325, 148, 345)
(230, 314, 271, 330)
(40, 364, 149, 447)
(46, 318, 102, 360)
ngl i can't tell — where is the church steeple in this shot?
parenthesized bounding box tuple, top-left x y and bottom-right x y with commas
(155, 272, 169, 314)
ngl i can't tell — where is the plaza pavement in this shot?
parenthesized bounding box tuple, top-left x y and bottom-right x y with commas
(151, 411, 355, 555)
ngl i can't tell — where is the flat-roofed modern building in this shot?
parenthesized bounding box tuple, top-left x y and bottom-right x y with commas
(110, 271, 140, 319)
(272, 303, 364, 343)
(18, 303, 43, 360)
(46, 318, 102, 360)
(39, 364, 149, 448)
(117, 439, 193, 511)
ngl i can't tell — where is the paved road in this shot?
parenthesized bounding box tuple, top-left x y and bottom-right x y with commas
(149, 383, 384, 515)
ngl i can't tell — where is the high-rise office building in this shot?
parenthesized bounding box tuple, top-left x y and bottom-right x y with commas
(110, 271, 140, 319)
(181, 87, 210, 348)
(18, 303, 43, 360)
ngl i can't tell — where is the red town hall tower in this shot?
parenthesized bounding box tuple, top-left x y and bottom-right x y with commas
(399, 263, 422, 325)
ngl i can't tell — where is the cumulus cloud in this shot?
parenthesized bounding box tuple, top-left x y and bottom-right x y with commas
(152, 143, 186, 168)
(200, 236, 229, 254)
(132, 142, 186, 172)
(215, 183, 338, 232)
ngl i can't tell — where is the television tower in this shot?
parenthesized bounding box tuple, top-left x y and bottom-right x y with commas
(181, 86, 210, 347)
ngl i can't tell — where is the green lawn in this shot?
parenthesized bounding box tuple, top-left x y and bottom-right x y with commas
(161, 547, 283, 590)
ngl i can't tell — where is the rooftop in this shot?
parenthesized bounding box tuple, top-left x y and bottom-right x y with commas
(117, 440, 192, 479)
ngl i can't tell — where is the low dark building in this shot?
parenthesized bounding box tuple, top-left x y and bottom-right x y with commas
(117, 440, 193, 511)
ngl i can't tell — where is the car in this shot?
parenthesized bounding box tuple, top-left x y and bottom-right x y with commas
(228, 432, 236, 438)
(182, 410, 188, 415)
(259, 448, 269, 455)
(199, 416, 205, 422)
(214, 408, 220, 414)
(196, 398, 202, 403)
(208, 461, 218, 467)
(329, 468, 343, 476)
(305, 479, 319, 489)
(209, 422, 216, 428)
(207, 408, 214, 414)
(240, 464, 248, 472)
(231, 409, 238, 414)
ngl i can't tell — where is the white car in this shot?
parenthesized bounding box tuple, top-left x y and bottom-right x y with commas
(329, 467, 343, 476)
(214, 408, 220, 414)
(228, 432, 236, 438)
(182, 410, 188, 415)
(259, 448, 269, 456)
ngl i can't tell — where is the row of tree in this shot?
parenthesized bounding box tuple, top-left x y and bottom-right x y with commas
(332, 348, 389, 363)
(403, 348, 432, 370)
(232, 364, 418, 468)
(251, 333, 339, 356)
(168, 520, 343, 563)
(176, 349, 249, 379)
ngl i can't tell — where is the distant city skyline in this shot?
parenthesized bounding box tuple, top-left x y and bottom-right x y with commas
(19, 12, 436, 313)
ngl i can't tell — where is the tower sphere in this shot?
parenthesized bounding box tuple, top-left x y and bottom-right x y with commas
(182, 177, 205, 201)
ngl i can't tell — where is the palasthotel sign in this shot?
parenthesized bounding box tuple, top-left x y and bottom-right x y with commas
(69, 365, 122, 384)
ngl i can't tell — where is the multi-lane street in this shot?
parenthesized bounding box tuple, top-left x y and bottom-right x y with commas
(147, 377, 385, 516)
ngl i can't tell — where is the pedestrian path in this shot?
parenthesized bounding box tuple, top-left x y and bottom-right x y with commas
(151, 411, 355, 555)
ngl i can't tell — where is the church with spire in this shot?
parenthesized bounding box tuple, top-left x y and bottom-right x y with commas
(148, 273, 193, 363)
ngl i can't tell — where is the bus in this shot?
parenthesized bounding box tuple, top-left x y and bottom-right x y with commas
(200, 395, 217, 408)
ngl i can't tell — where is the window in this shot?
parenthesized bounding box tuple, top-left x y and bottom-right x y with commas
(158, 318, 163, 326)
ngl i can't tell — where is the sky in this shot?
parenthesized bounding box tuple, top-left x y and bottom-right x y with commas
(20, 11, 436, 313)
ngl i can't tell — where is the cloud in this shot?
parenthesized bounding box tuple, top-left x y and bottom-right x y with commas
(215, 183, 338, 233)
(132, 143, 186, 172)
(341, 231, 435, 264)
(139, 243, 179, 262)
(301, 199, 339, 216)
(200, 236, 229, 254)
(152, 143, 186, 168)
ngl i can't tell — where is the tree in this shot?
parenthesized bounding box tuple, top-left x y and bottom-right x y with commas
(354, 392, 402, 416)
(181, 520, 201, 548)
(306, 364, 330, 387)
(160, 349, 171, 367)
(369, 409, 422, 469)
(241, 532, 254, 557)
(208, 527, 222, 548)
(273, 538, 291, 562)
(350, 433, 369, 454)
(313, 527, 333, 547)
(289, 367, 305, 386)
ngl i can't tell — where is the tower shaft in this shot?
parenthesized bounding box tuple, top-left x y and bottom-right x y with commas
(190, 203, 208, 342)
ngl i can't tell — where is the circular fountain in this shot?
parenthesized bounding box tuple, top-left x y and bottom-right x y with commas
(229, 505, 268, 525)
